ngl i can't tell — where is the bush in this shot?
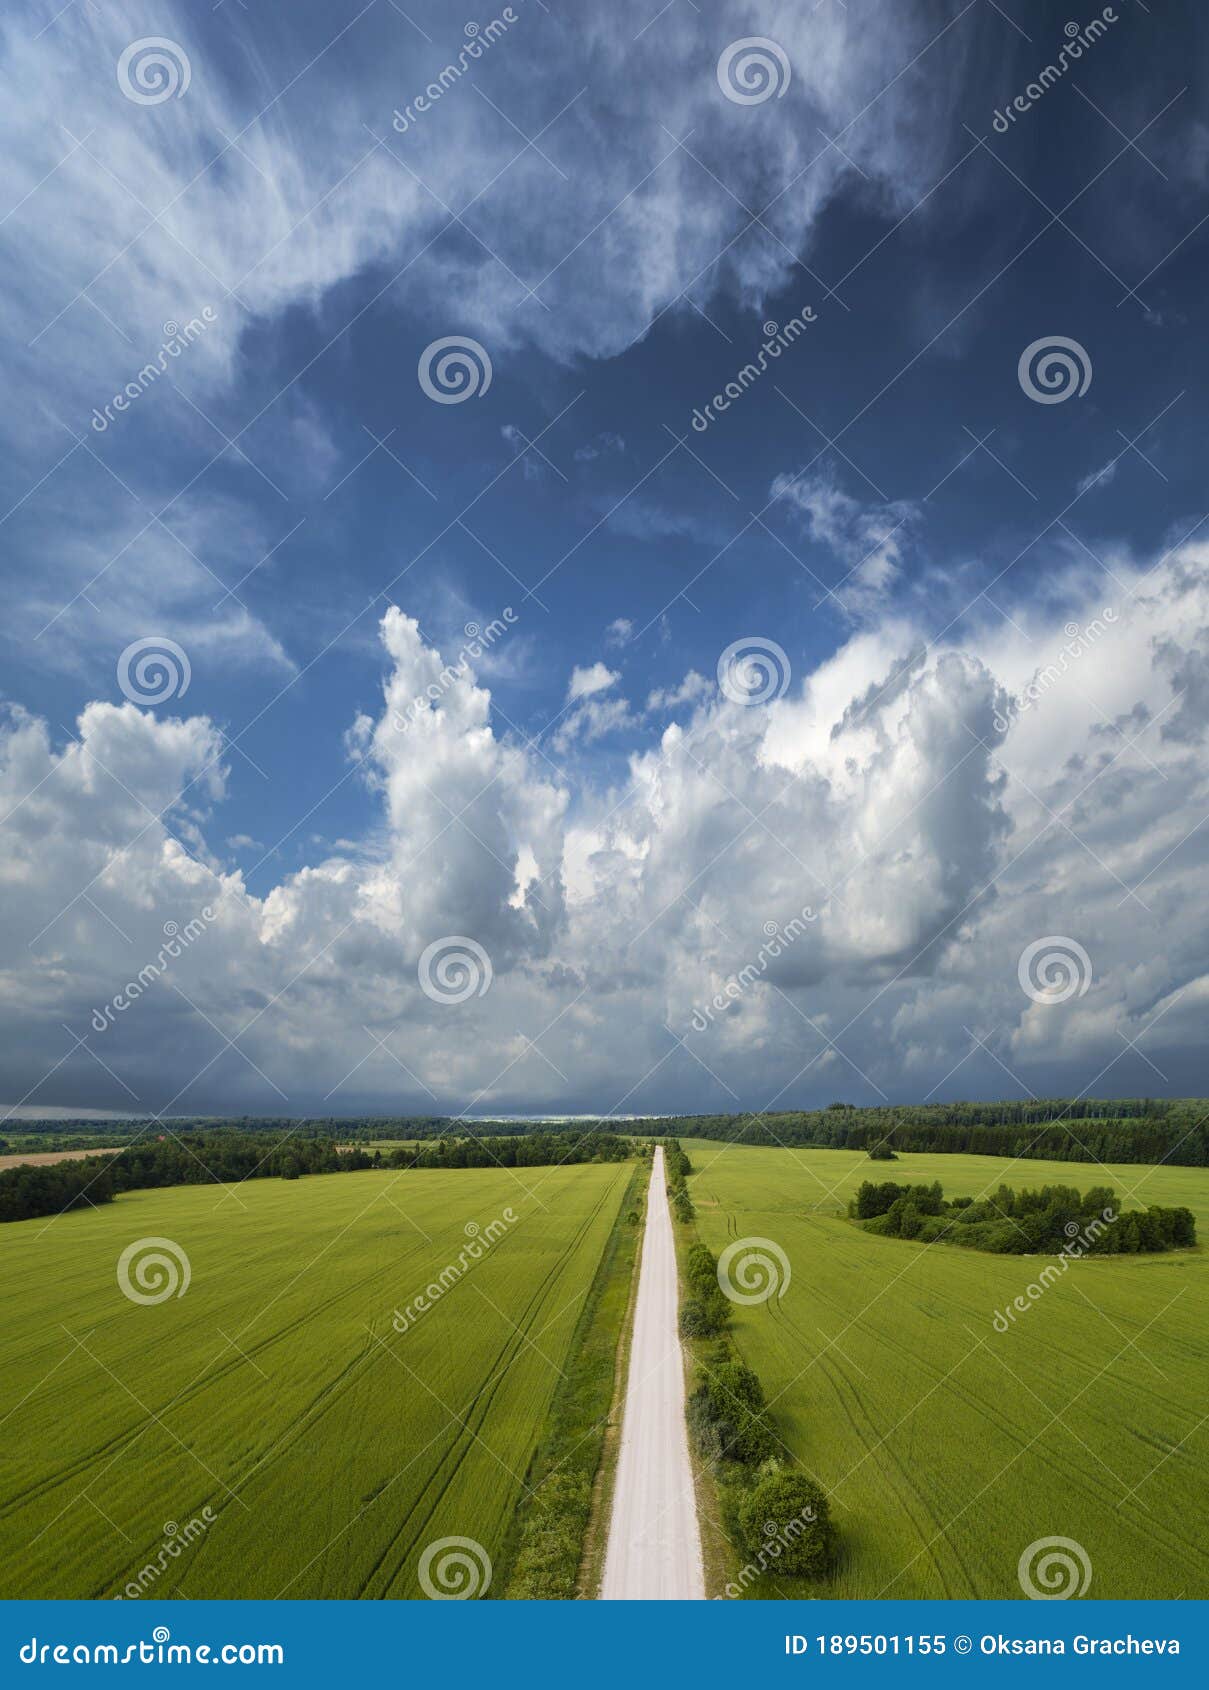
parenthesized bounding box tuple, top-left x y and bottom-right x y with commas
(685, 1242, 718, 1292)
(738, 1473, 835, 1579)
(672, 1188, 695, 1222)
(696, 1357, 778, 1464)
(680, 1293, 727, 1338)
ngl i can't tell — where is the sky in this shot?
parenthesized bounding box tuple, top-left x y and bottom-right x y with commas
(1, 0, 1208, 1121)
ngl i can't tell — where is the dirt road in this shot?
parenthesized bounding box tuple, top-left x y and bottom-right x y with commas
(600, 1145, 705, 1599)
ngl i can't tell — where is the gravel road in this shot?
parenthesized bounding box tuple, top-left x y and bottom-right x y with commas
(600, 1145, 705, 1599)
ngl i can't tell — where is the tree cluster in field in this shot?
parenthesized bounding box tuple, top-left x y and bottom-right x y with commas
(682, 1243, 836, 1582)
(664, 1138, 695, 1222)
(0, 1129, 638, 1223)
(852, 1179, 1197, 1254)
(626, 1097, 1209, 1167)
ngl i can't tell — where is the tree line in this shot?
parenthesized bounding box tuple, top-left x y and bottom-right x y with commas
(852, 1178, 1197, 1254)
(664, 1138, 695, 1222)
(625, 1097, 1209, 1167)
(0, 1129, 636, 1223)
(10, 1096, 1208, 1168)
(672, 1161, 836, 1583)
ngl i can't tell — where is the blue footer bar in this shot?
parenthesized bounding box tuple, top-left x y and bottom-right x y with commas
(2, 1601, 1203, 1686)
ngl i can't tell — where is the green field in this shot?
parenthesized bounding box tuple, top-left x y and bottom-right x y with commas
(684, 1140, 1209, 1599)
(0, 1160, 632, 1598)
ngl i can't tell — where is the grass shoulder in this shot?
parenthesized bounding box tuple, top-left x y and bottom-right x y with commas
(498, 1158, 647, 1598)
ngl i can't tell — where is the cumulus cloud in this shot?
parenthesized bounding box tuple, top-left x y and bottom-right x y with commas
(2, 1, 1205, 1120)
(567, 662, 619, 702)
(4, 546, 1209, 1116)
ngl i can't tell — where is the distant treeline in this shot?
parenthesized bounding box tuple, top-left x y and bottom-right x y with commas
(0, 1129, 636, 1223)
(0, 1115, 626, 1155)
(6, 1095, 1208, 1172)
(852, 1178, 1197, 1254)
(384, 1132, 634, 1170)
(625, 1099, 1209, 1168)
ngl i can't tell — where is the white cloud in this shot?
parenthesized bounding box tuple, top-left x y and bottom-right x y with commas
(0, 0, 963, 691)
(567, 662, 620, 702)
(5, 549, 1209, 1115)
(771, 468, 920, 615)
(3, 2, 1206, 1119)
(646, 671, 711, 711)
(1076, 457, 1119, 497)
(551, 693, 637, 752)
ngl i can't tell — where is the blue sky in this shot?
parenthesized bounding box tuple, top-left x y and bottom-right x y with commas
(3, 0, 1209, 1118)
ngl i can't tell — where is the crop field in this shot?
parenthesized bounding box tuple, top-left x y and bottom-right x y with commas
(684, 1140, 1209, 1600)
(0, 1159, 632, 1599)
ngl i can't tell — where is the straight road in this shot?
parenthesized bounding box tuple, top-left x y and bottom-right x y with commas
(600, 1145, 705, 1599)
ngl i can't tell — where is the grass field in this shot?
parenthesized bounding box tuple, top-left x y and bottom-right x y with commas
(0, 1159, 632, 1598)
(683, 1139, 1209, 1600)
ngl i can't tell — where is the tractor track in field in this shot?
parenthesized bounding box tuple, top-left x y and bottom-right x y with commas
(707, 1201, 1209, 1590)
(0, 1225, 452, 1525)
(353, 1172, 624, 1598)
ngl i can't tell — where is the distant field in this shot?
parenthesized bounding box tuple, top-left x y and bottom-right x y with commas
(684, 1140, 1209, 1600)
(0, 1160, 631, 1598)
(0, 1148, 123, 1170)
